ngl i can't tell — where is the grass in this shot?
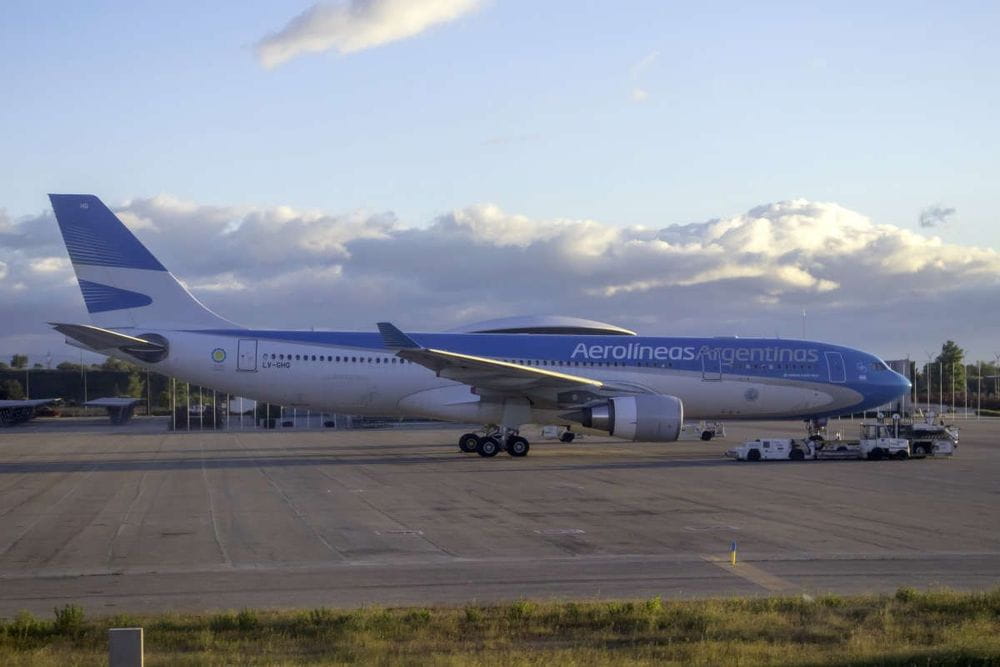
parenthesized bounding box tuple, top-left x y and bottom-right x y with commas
(1, 590, 999, 665)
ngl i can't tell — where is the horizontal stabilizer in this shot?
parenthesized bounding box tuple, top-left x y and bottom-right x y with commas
(50, 322, 166, 354)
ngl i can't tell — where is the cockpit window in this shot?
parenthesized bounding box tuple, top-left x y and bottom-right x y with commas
(869, 361, 890, 372)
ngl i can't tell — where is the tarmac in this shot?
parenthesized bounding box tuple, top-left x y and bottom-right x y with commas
(0, 417, 998, 615)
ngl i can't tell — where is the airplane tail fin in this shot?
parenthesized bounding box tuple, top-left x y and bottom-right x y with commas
(49, 194, 234, 330)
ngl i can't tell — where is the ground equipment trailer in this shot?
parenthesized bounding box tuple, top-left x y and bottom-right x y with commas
(896, 415, 958, 457)
(727, 422, 911, 462)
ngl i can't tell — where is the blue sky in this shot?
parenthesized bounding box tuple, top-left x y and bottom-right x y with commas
(1, 1, 999, 362)
(3, 1, 997, 237)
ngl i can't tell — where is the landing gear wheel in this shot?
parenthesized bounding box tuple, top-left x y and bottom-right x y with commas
(507, 436, 530, 457)
(459, 433, 480, 453)
(559, 431, 575, 443)
(700, 431, 714, 441)
(477, 436, 500, 457)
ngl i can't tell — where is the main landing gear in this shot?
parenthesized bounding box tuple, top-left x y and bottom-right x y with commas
(457, 426, 530, 458)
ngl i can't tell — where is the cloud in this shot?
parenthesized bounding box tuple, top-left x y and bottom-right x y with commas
(1, 196, 999, 363)
(256, 0, 482, 68)
(919, 204, 956, 228)
(629, 50, 658, 103)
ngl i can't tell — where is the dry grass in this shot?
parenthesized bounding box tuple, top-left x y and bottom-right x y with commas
(1, 588, 999, 665)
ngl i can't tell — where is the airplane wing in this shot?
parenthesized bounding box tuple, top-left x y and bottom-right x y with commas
(50, 322, 166, 355)
(377, 322, 639, 406)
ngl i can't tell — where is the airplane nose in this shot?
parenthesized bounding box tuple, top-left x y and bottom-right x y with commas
(894, 370, 912, 391)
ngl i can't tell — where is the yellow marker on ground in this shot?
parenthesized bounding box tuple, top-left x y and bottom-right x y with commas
(730, 541, 737, 566)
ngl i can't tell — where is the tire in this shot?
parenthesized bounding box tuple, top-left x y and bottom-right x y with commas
(868, 448, 884, 461)
(914, 444, 929, 456)
(701, 431, 714, 441)
(459, 432, 480, 453)
(789, 449, 805, 461)
(507, 436, 530, 457)
(477, 436, 500, 457)
(893, 450, 909, 460)
(747, 449, 762, 462)
(559, 431, 576, 443)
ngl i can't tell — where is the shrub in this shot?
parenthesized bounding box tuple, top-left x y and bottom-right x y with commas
(209, 612, 238, 632)
(236, 608, 259, 631)
(53, 604, 85, 636)
(507, 600, 535, 622)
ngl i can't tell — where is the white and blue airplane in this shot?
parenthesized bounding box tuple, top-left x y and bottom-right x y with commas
(48, 194, 910, 457)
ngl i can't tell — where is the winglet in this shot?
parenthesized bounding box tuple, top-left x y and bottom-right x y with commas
(377, 322, 420, 349)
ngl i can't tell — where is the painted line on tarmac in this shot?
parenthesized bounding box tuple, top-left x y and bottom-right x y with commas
(701, 555, 797, 593)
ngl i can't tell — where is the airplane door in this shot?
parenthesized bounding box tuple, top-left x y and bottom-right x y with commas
(702, 354, 722, 381)
(825, 351, 846, 383)
(237, 339, 258, 371)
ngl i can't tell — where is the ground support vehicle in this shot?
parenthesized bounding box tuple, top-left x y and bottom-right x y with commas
(896, 415, 958, 457)
(726, 421, 912, 462)
(679, 421, 726, 441)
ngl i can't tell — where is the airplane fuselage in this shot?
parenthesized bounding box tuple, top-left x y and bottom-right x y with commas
(118, 328, 907, 424)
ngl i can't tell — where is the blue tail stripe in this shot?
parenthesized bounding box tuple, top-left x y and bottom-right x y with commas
(78, 280, 153, 313)
(49, 194, 166, 271)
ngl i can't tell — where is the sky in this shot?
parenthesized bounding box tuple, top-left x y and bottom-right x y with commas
(1, 0, 998, 365)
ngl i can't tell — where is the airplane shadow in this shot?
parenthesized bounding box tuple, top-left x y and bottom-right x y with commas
(0, 454, 736, 474)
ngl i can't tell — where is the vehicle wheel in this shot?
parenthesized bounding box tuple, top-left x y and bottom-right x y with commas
(914, 444, 929, 456)
(747, 449, 762, 462)
(477, 436, 500, 457)
(789, 449, 805, 461)
(894, 450, 909, 460)
(508, 436, 530, 457)
(868, 448, 884, 461)
(459, 432, 480, 453)
(559, 431, 575, 443)
(701, 431, 713, 441)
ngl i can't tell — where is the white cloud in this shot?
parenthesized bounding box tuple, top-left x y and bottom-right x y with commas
(28, 257, 70, 274)
(629, 50, 658, 103)
(256, 0, 482, 68)
(1, 196, 999, 363)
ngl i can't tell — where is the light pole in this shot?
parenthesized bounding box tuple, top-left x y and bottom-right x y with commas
(939, 361, 943, 416)
(923, 351, 934, 416)
(995, 354, 1000, 400)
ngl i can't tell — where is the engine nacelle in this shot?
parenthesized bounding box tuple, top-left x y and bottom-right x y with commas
(576, 395, 683, 442)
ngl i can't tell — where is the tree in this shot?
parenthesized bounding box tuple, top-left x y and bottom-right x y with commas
(100, 357, 135, 372)
(158, 381, 188, 408)
(125, 371, 144, 399)
(10, 354, 27, 369)
(935, 340, 966, 402)
(32, 363, 43, 369)
(56, 361, 83, 372)
(0, 379, 25, 400)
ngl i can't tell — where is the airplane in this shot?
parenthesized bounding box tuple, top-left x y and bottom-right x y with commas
(47, 194, 911, 457)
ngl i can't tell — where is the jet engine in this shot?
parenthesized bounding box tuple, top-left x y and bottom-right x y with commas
(571, 395, 683, 442)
